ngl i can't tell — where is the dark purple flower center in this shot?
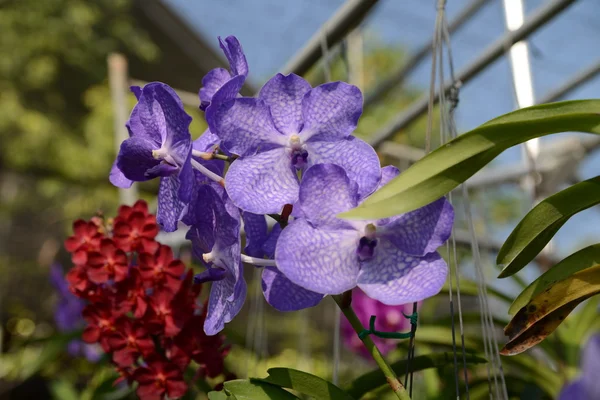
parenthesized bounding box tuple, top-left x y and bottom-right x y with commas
(357, 236, 377, 260)
(291, 149, 309, 169)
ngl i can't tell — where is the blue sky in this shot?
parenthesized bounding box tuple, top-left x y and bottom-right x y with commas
(165, 0, 600, 264)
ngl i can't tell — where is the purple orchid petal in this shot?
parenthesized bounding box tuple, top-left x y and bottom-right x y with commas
(219, 36, 248, 77)
(582, 334, 600, 399)
(199, 68, 231, 111)
(207, 97, 286, 156)
(378, 197, 454, 256)
(242, 212, 268, 258)
(82, 343, 102, 363)
(130, 86, 142, 100)
(258, 73, 312, 135)
(300, 81, 362, 142)
(109, 160, 133, 188)
(150, 84, 192, 163)
(204, 268, 246, 336)
(194, 267, 227, 284)
(116, 136, 161, 181)
(192, 129, 225, 178)
(156, 175, 186, 232)
(262, 267, 324, 311)
(262, 223, 282, 258)
(211, 75, 245, 110)
(296, 163, 358, 229)
(378, 165, 400, 190)
(177, 153, 194, 204)
(558, 380, 586, 400)
(357, 247, 447, 305)
(305, 136, 381, 200)
(275, 218, 360, 295)
(225, 147, 299, 214)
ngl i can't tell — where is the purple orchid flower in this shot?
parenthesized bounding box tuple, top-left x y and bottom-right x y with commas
(259, 223, 324, 311)
(186, 183, 246, 335)
(199, 36, 248, 112)
(110, 82, 194, 232)
(275, 164, 454, 305)
(206, 73, 381, 215)
(559, 333, 600, 400)
(342, 288, 418, 358)
(49, 264, 102, 362)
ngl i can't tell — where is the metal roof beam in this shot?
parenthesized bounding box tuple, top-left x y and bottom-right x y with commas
(367, 0, 577, 147)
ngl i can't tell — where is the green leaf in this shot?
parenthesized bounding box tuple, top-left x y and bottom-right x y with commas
(501, 264, 600, 355)
(50, 379, 80, 400)
(262, 368, 355, 400)
(223, 380, 300, 400)
(208, 391, 233, 400)
(345, 352, 486, 399)
(508, 244, 600, 314)
(340, 100, 600, 219)
(441, 279, 513, 304)
(498, 177, 600, 278)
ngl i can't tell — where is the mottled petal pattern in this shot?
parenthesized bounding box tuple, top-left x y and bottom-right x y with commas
(357, 246, 447, 305)
(156, 175, 186, 232)
(301, 82, 362, 142)
(276, 219, 360, 295)
(305, 136, 381, 200)
(204, 268, 246, 335)
(225, 148, 299, 214)
(296, 163, 358, 229)
(207, 98, 286, 156)
(262, 267, 324, 311)
(379, 197, 454, 256)
(219, 35, 248, 77)
(242, 212, 268, 257)
(258, 73, 312, 135)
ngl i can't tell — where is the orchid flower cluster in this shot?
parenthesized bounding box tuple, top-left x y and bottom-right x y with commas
(62, 200, 231, 400)
(109, 35, 454, 337)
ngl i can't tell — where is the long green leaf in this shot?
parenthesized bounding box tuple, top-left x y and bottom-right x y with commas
(262, 368, 354, 400)
(498, 177, 600, 278)
(223, 380, 300, 400)
(508, 244, 600, 314)
(345, 352, 486, 398)
(341, 100, 600, 219)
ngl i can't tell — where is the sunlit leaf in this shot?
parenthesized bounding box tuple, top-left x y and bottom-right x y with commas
(498, 177, 600, 278)
(340, 100, 600, 219)
(501, 265, 600, 355)
(508, 244, 600, 315)
(262, 368, 354, 400)
(208, 391, 233, 400)
(223, 380, 300, 400)
(345, 352, 486, 398)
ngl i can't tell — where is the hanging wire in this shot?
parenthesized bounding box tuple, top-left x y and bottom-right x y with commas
(436, 3, 509, 398)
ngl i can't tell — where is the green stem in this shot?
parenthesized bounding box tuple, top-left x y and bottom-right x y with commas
(332, 292, 412, 400)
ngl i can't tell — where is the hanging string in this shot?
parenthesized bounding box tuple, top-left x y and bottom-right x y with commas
(320, 26, 341, 385)
(438, 5, 509, 399)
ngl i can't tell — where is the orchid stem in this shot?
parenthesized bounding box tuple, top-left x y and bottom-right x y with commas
(332, 291, 412, 400)
(191, 149, 235, 162)
(190, 159, 225, 186)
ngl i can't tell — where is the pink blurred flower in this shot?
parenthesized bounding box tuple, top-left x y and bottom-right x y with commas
(341, 288, 420, 358)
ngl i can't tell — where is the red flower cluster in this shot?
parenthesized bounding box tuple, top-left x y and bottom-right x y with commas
(63, 200, 230, 400)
